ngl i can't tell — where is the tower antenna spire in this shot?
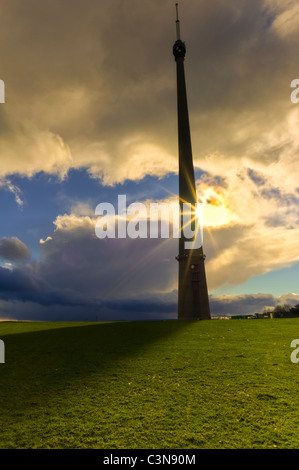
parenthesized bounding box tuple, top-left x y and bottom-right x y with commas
(175, 3, 181, 40)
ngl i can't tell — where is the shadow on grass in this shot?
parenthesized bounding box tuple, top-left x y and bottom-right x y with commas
(0, 321, 191, 410)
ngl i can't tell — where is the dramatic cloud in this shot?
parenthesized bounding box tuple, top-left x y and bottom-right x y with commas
(0, 237, 30, 261)
(0, 0, 298, 184)
(196, 161, 299, 289)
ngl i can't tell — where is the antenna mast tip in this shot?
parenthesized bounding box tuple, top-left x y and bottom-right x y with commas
(175, 3, 181, 40)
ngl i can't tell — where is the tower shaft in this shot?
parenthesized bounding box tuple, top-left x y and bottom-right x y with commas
(173, 9, 211, 320)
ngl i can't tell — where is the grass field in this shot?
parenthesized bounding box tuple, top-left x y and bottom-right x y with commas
(0, 319, 299, 449)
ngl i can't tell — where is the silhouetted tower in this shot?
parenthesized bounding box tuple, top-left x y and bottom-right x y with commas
(173, 4, 210, 320)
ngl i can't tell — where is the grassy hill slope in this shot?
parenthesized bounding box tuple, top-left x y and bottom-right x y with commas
(0, 319, 298, 448)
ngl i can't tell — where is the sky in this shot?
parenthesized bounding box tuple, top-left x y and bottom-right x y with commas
(1, 0, 299, 320)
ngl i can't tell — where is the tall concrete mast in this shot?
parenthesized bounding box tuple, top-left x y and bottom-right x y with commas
(173, 3, 210, 320)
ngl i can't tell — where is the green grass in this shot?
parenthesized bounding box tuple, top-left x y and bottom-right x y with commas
(0, 319, 299, 449)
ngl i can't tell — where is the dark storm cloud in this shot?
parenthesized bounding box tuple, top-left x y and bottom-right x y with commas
(0, 265, 177, 320)
(0, 266, 98, 306)
(210, 293, 276, 316)
(0, 262, 297, 320)
(0, 237, 30, 261)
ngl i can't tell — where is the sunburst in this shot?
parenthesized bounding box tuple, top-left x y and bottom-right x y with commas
(198, 188, 233, 227)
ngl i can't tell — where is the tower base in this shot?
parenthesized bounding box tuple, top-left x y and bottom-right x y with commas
(177, 250, 211, 320)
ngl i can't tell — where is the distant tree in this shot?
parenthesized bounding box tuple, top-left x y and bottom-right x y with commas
(273, 304, 291, 314)
(290, 304, 299, 316)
